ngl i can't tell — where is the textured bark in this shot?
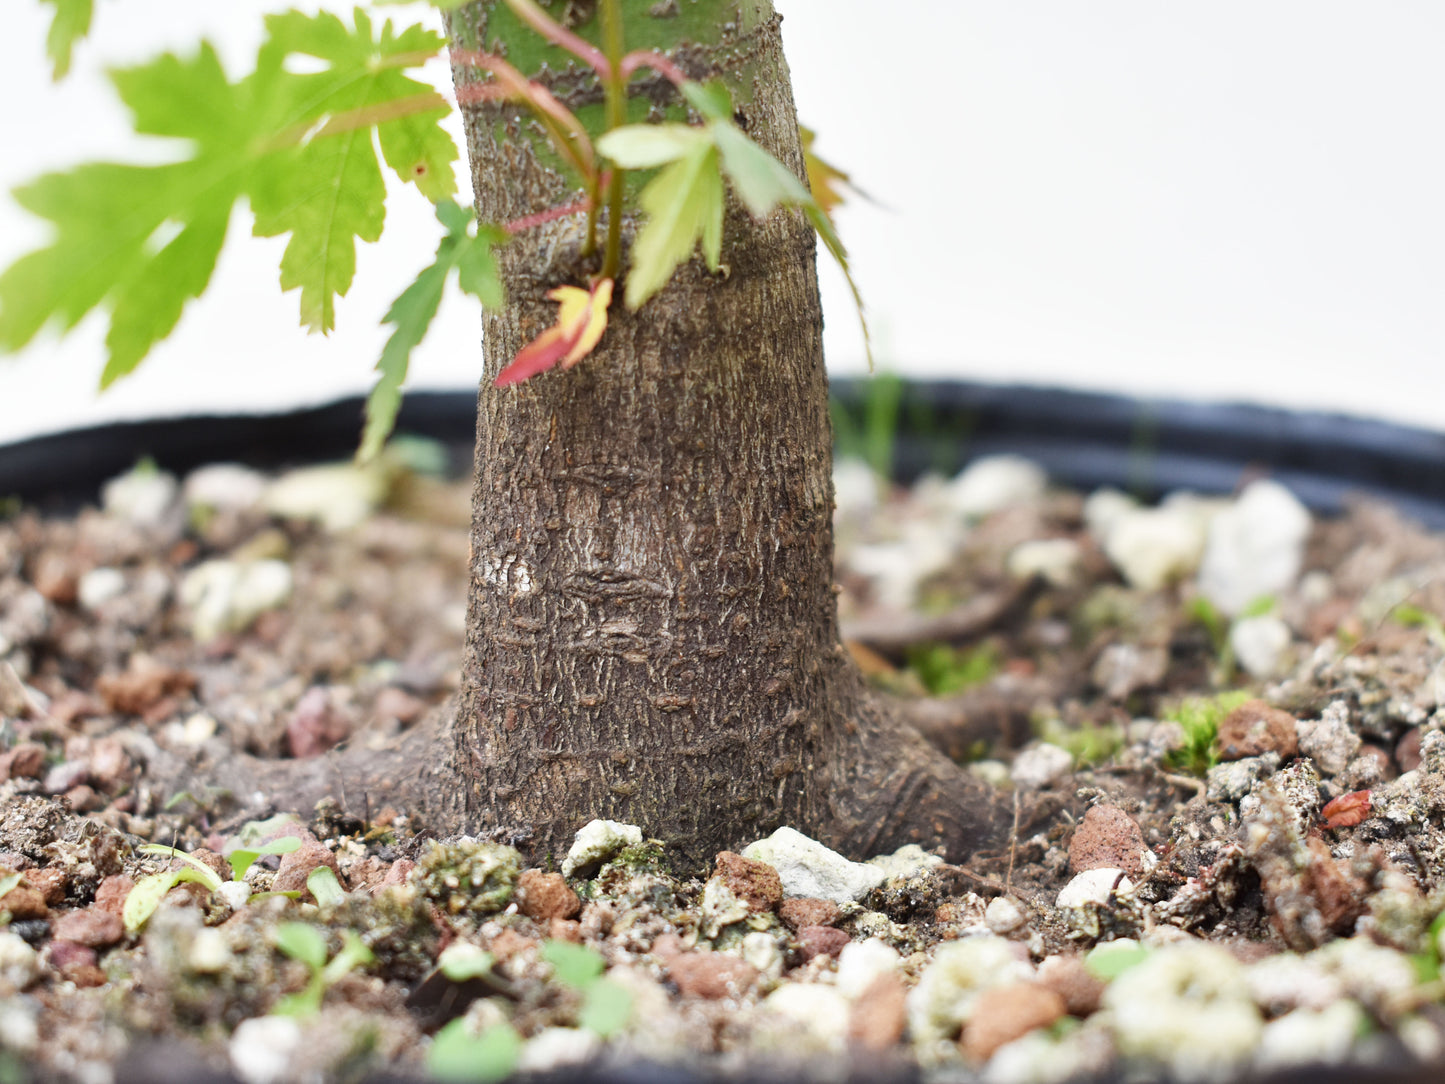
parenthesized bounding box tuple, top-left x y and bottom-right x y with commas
(443, 0, 1005, 867)
(170, 1, 1007, 868)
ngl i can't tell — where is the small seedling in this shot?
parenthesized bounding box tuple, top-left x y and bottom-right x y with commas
(271, 922, 375, 1017)
(1083, 939, 1151, 980)
(306, 866, 346, 909)
(428, 1019, 522, 1084)
(1160, 690, 1251, 777)
(541, 939, 634, 1037)
(1035, 716, 1125, 769)
(906, 641, 1000, 697)
(122, 837, 303, 934)
(0, 873, 24, 923)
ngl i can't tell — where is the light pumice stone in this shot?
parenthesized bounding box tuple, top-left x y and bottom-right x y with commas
(907, 935, 1035, 1043)
(102, 465, 179, 528)
(1198, 479, 1311, 616)
(0, 932, 39, 995)
(834, 938, 901, 999)
(516, 1027, 601, 1072)
(1011, 743, 1074, 789)
(230, 1015, 302, 1084)
(1253, 1001, 1365, 1070)
(1102, 942, 1262, 1083)
(742, 826, 885, 904)
(184, 463, 268, 512)
(1007, 538, 1083, 589)
(1056, 868, 1134, 909)
(867, 842, 944, 879)
(945, 455, 1047, 519)
(263, 462, 388, 531)
(1229, 614, 1292, 679)
(77, 567, 126, 611)
(761, 983, 851, 1048)
(1101, 504, 1209, 591)
(561, 819, 643, 878)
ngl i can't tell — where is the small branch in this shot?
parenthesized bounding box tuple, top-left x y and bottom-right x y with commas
(620, 50, 689, 87)
(504, 195, 596, 236)
(840, 584, 1031, 659)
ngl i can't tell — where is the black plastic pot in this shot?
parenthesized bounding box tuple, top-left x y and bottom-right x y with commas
(4, 380, 1445, 527)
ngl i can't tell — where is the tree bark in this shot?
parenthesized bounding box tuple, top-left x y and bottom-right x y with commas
(441, 0, 1005, 867)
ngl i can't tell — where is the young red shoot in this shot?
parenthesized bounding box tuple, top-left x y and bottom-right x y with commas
(495, 279, 614, 387)
(1321, 790, 1371, 829)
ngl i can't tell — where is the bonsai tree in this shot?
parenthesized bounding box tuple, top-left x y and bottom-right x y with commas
(2, 0, 1003, 867)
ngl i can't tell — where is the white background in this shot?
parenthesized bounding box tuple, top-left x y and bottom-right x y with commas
(1, 1, 1442, 445)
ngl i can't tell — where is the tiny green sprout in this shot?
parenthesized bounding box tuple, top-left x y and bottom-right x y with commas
(1083, 939, 1151, 981)
(1035, 716, 1125, 769)
(271, 922, 375, 1017)
(540, 939, 633, 1037)
(306, 866, 346, 908)
(428, 1019, 521, 1083)
(438, 942, 497, 983)
(226, 836, 303, 882)
(0, 872, 24, 922)
(1239, 594, 1278, 619)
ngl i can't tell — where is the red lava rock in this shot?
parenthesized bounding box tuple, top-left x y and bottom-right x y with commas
(796, 925, 851, 961)
(515, 870, 581, 922)
(372, 687, 427, 726)
(1068, 805, 1147, 878)
(1301, 836, 1368, 935)
(92, 875, 135, 917)
(1321, 789, 1372, 829)
(549, 918, 583, 943)
(46, 690, 104, 728)
(95, 657, 196, 716)
(666, 950, 760, 999)
(46, 939, 97, 973)
(580, 901, 616, 940)
(1218, 699, 1299, 761)
(712, 851, 783, 914)
(847, 972, 908, 1050)
(62, 784, 103, 813)
(272, 839, 341, 898)
(374, 858, 415, 894)
(961, 982, 1067, 1062)
(29, 552, 81, 605)
(0, 882, 49, 920)
(1398, 728, 1422, 772)
(25, 868, 67, 907)
(1036, 954, 1105, 1017)
(178, 848, 231, 881)
(285, 686, 354, 759)
(0, 742, 47, 781)
(650, 933, 685, 961)
(778, 897, 841, 931)
(52, 908, 124, 948)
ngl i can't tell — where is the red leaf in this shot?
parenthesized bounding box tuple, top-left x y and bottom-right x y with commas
(1321, 790, 1371, 829)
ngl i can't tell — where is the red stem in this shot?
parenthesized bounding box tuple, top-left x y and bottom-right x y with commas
(620, 50, 689, 87)
(501, 0, 611, 79)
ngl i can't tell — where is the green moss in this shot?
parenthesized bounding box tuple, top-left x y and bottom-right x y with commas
(1161, 690, 1252, 776)
(414, 839, 521, 920)
(906, 641, 1000, 696)
(1035, 715, 1125, 769)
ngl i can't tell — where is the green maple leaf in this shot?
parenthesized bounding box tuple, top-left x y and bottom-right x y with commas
(360, 200, 505, 462)
(251, 9, 457, 333)
(38, 0, 93, 80)
(0, 8, 458, 385)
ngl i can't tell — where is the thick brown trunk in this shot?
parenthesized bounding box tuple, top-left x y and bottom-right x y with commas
(443, 1, 1005, 867)
(170, 2, 1005, 869)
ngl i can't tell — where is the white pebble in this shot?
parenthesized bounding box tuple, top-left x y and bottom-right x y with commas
(184, 463, 268, 512)
(945, 455, 1046, 519)
(1198, 480, 1311, 616)
(1056, 868, 1133, 909)
(835, 938, 901, 999)
(742, 826, 885, 904)
(1007, 538, 1083, 588)
(77, 567, 126, 611)
(562, 819, 643, 877)
(1230, 614, 1292, 679)
(1011, 743, 1074, 789)
(230, 1015, 301, 1084)
(102, 465, 179, 527)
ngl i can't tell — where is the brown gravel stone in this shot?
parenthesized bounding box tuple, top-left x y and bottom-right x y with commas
(1036, 954, 1105, 1017)
(25, 868, 67, 907)
(46, 939, 97, 975)
(163, 881, 212, 910)
(285, 686, 355, 759)
(515, 870, 581, 922)
(95, 657, 196, 716)
(273, 839, 341, 898)
(796, 925, 851, 961)
(372, 686, 427, 725)
(92, 874, 135, 916)
(712, 851, 782, 914)
(1068, 805, 1147, 878)
(372, 857, 415, 894)
(778, 897, 841, 931)
(961, 982, 1066, 1062)
(0, 882, 48, 920)
(666, 950, 760, 999)
(489, 928, 538, 962)
(1398, 727, 1422, 772)
(847, 972, 908, 1050)
(181, 847, 231, 882)
(549, 918, 582, 943)
(1218, 699, 1299, 761)
(0, 742, 47, 781)
(52, 908, 124, 948)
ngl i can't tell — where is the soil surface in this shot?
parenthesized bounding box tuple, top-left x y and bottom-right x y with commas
(3, 450, 1445, 1084)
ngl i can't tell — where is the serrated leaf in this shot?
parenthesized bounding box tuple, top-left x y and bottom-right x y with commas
(361, 202, 505, 460)
(711, 120, 810, 219)
(681, 80, 731, 122)
(597, 123, 708, 170)
(625, 143, 724, 310)
(2, 9, 458, 379)
(274, 921, 329, 970)
(39, 0, 93, 80)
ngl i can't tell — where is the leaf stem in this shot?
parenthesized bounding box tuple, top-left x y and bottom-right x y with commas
(599, 0, 627, 280)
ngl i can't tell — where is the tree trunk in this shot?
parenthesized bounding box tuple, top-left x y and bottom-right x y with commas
(441, 0, 1006, 868)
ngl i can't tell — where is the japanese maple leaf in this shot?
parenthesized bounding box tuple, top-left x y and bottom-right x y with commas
(495, 279, 613, 387)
